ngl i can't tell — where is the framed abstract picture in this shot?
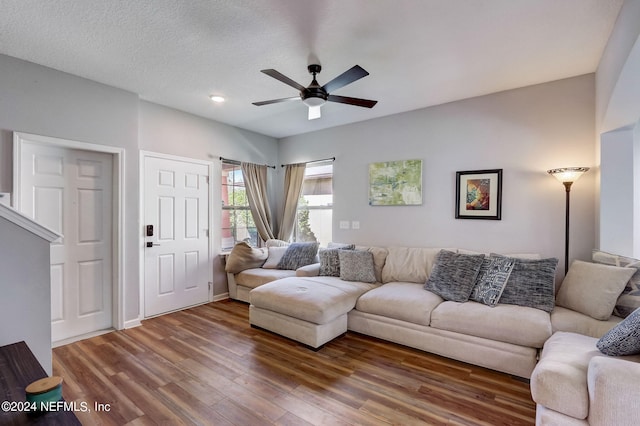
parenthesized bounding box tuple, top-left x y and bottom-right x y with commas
(369, 159, 422, 206)
(455, 169, 502, 220)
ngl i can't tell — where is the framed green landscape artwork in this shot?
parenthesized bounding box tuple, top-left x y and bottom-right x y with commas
(369, 159, 422, 206)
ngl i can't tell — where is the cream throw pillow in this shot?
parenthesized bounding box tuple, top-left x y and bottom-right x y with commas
(225, 242, 267, 273)
(262, 246, 288, 269)
(556, 260, 635, 320)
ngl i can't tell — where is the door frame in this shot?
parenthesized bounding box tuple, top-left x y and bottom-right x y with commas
(12, 132, 126, 330)
(139, 151, 213, 318)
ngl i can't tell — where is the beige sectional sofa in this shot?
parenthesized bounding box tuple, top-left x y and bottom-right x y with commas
(226, 244, 640, 424)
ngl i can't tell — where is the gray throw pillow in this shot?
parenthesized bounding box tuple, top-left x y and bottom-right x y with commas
(469, 255, 516, 307)
(498, 257, 558, 312)
(276, 242, 319, 270)
(597, 307, 640, 356)
(319, 245, 355, 277)
(424, 250, 485, 302)
(339, 250, 376, 283)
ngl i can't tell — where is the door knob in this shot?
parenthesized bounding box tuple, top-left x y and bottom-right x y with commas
(146, 242, 161, 248)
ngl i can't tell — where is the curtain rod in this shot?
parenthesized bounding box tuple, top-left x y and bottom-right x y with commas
(281, 157, 336, 168)
(219, 157, 276, 169)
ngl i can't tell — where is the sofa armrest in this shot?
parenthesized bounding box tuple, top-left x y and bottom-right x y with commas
(296, 263, 320, 277)
(588, 356, 640, 426)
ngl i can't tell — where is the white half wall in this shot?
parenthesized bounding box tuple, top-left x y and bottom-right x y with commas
(0, 217, 53, 373)
(279, 75, 596, 277)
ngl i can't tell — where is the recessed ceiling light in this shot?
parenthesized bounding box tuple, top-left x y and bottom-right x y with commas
(209, 95, 225, 103)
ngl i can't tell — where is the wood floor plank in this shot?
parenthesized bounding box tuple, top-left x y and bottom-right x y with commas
(53, 300, 535, 425)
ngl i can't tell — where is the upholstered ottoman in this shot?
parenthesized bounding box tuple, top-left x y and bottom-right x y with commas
(249, 276, 377, 348)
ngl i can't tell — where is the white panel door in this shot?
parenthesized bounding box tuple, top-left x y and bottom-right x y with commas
(19, 143, 113, 342)
(144, 155, 210, 317)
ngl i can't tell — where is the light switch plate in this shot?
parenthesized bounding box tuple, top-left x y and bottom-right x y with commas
(351, 221, 360, 229)
(339, 220, 350, 229)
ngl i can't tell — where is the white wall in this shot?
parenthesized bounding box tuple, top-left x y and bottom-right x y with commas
(0, 53, 141, 323)
(279, 75, 596, 277)
(600, 125, 636, 255)
(596, 0, 640, 254)
(138, 101, 278, 296)
(596, 0, 640, 133)
(0, 217, 53, 373)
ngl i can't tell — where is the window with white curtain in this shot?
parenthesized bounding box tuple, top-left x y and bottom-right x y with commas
(295, 161, 333, 246)
(221, 161, 257, 250)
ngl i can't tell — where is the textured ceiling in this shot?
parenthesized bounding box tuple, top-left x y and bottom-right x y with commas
(0, 0, 624, 139)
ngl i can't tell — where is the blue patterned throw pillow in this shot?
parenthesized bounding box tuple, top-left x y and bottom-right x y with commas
(470, 255, 516, 307)
(597, 307, 640, 356)
(276, 242, 319, 270)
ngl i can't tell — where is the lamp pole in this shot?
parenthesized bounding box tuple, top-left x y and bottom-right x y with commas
(563, 181, 572, 275)
(547, 167, 589, 276)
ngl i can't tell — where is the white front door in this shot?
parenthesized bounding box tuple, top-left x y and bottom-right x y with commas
(19, 143, 113, 342)
(144, 155, 210, 317)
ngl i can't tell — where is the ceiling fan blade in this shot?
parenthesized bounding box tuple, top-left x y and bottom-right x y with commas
(327, 95, 377, 108)
(321, 65, 369, 93)
(308, 106, 321, 120)
(252, 97, 300, 106)
(260, 69, 307, 92)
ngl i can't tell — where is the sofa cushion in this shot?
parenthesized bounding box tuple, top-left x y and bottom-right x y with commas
(556, 260, 635, 320)
(430, 301, 552, 347)
(277, 242, 320, 270)
(355, 282, 444, 326)
(249, 276, 376, 324)
(498, 257, 558, 312)
(234, 268, 296, 289)
(424, 250, 485, 302)
(530, 332, 602, 420)
(597, 307, 640, 356)
(225, 242, 268, 273)
(469, 255, 516, 307)
(551, 306, 622, 338)
(592, 249, 640, 318)
(262, 246, 288, 269)
(381, 246, 447, 284)
(339, 250, 376, 283)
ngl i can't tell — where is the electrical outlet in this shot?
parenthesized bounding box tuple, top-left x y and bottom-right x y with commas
(351, 221, 360, 230)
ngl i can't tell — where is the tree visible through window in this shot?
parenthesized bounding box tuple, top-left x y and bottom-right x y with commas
(221, 162, 257, 250)
(295, 161, 333, 246)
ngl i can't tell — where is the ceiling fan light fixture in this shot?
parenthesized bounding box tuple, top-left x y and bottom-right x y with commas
(308, 105, 322, 120)
(302, 96, 326, 107)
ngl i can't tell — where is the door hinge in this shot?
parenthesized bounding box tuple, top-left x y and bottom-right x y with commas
(208, 282, 212, 291)
(205, 176, 209, 184)
(205, 229, 209, 237)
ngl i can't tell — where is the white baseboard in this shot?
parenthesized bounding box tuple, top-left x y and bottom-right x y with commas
(212, 292, 229, 302)
(52, 328, 114, 348)
(124, 318, 142, 329)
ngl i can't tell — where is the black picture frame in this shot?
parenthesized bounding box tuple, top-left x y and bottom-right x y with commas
(455, 169, 502, 220)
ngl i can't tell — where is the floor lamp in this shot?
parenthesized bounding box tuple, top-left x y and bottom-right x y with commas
(547, 167, 590, 274)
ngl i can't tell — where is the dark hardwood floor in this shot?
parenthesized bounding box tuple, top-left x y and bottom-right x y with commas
(53, 300, 535, 425)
